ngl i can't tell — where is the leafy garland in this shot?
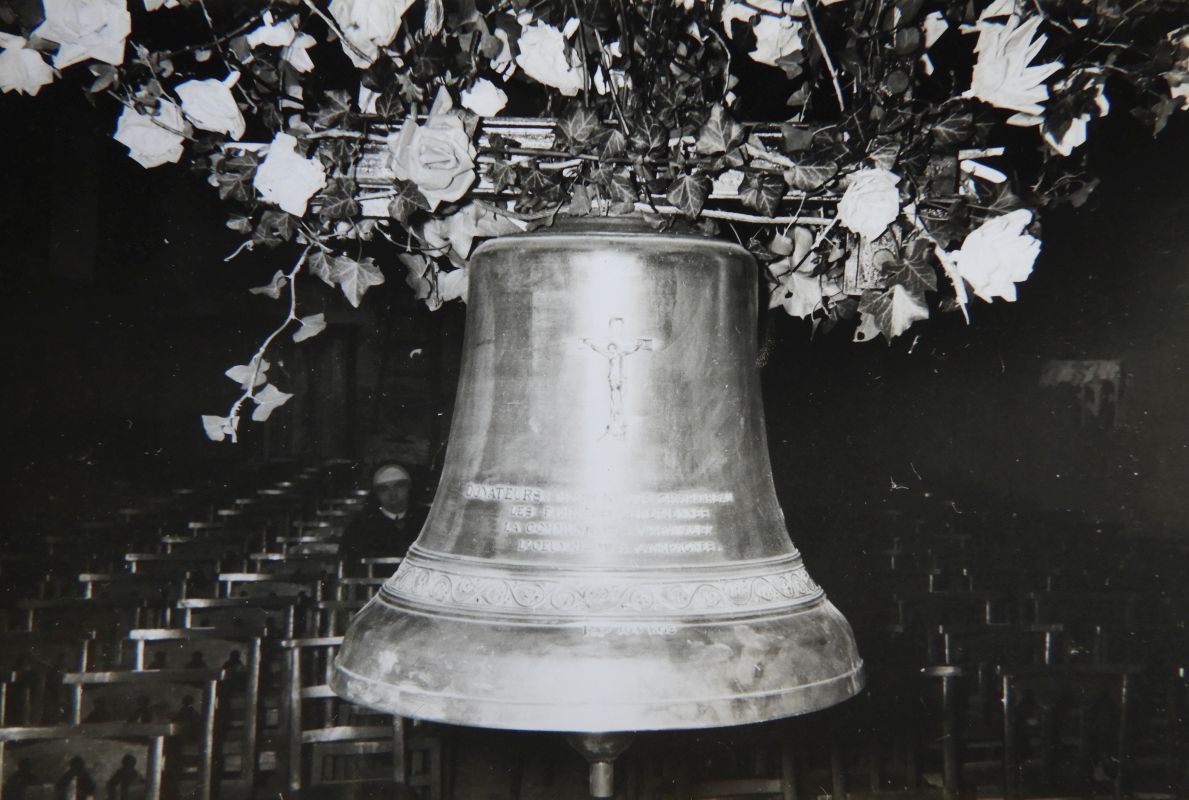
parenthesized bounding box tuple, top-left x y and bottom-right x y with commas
(2, 0, 1187, 441)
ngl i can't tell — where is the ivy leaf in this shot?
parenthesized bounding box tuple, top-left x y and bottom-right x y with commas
(665, 173, 710, 218)
(374, 91, 404, 119)
(249, 269, 288, 299)
(438, 267, 468, 303)
(858, 285, 929, 340)
(87, 63, 118, 94)
(596, 128, 628, 159)
(930, 110, 974, 146)
(317, 176, 360, 222)
(388, 178, 431, 224)
(317, 139, 357, 171)
(696, 104, 745, 155)
(592, 167, 635, 203)
(739, 172, 787, 217)
(983, 181, 1025, 215)
(308, 251, 335, 286)
(400, 252, 437, 308)
(629, 117, 669, 154)
(785, 158, 838, 192)
(201, 415, 236, 442)
(781, 124, 814, 153)
(888, 241, 938, 295)
(226, 214, 252, 234)
(486, 159, 517, 195)
(225, 357, 269, 389)
(332, 255, 385, 308)
(251, 384, 294, 422)
(867, 136, 901, 170)
(314, 89, 353, 129)
(251, 211, 296, 248)
(213, 152, 259, 203)
(292, 312, 327, 342)
(569, 183, 593, 216)
(516, 164, 561, 211)
(556, 106, 603, 151)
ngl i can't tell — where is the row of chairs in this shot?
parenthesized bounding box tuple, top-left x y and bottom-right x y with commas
(0, 461, 446, 800)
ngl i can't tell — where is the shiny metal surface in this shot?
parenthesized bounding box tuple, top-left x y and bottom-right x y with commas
(332, 220, 864, 732)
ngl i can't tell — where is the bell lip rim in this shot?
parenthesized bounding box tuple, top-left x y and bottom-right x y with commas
(329, 662, 866, 733)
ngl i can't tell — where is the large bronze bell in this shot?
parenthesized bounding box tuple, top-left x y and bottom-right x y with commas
(332, 218, 864, 734)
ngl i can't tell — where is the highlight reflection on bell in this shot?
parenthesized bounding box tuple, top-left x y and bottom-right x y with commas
(332, 219, 864, 732)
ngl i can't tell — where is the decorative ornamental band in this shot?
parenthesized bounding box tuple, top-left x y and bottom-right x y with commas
(382, 561, 823, 618)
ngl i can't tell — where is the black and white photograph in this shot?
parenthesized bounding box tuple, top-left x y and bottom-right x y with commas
(1, 0, 1187, 798)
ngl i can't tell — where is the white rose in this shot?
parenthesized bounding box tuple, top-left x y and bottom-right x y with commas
(1043, 115, 1088, 157)
(515, 22, 584, 96)
(836, 168, 901, 240)
(489, 28, 515, 77)
(34, 0, 131, 69)
(387, 109, 477, 211)
(329, 0, 414, 68)
(113, 100, 187, 168)
(722, 0, 805, 67)
(0, 34, 55, 96)
(253, 132, 327, 216)
(246, 13, 298, 49)
(966, 15, 1061, 117)
(1168, 70, 1189, 110)
(282, 33, 317, 73)
(176, 72, 245, 140)
(1039, 76, 1108, 156)
(953, 209, 1039, 302)
(460, 78, 508, 117)
(922, 11, 949, 48)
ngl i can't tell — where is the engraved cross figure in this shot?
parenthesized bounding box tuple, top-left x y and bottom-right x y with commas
(580, 317, 653, 439)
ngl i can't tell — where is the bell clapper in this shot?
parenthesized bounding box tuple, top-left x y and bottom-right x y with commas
(566, 732, 635, 798)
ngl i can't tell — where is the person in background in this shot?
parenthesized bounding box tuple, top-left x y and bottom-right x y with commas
(339, 463, 426, 569)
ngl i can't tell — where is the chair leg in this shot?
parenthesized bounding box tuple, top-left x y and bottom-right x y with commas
(1114, 673, 1131, 800)
(941, 673, 961, 800)
(780, 743, 798, 800)
(829, 719, 846, 800)
(1003, 675, 1019, 800)
(393, 716, 408, 785)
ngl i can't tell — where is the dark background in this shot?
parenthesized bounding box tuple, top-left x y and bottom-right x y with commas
(1, 84, 1187, 550)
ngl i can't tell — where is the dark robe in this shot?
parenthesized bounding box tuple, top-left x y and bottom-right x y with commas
(339, 500, 427, 565)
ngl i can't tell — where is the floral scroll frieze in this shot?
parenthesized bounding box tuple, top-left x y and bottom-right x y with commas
(384, 562, 822, 616)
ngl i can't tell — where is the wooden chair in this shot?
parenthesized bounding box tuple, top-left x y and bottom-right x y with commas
(332, 578, 387, 604)
(893, 590, 1014, 630)
(61, 668, 221, 800)
(128, 627, 264, 796)
(277, 636, 444, 799)
(125, 552, 225, 587)
(0, 722, 177, 800)
(358, 557, 403, 580)
(274, 539, 340, 561)
(176, 597, 302, 639)
(0, 632, 94, 725)
(246, 552, 342, 579)
(646, 720, 798, 800)
(17, 597, 163, 638)
(216, 572, 326, 602)
(1001, 663, 1141, 800)
(310, 601, 366, 637)
(1021, 591, 1139, 662)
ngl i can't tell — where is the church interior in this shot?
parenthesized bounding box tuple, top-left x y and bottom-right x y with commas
(1, 84, 1187, 800)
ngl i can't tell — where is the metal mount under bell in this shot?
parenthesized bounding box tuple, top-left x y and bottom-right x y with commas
(332, 218, 864, 733)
